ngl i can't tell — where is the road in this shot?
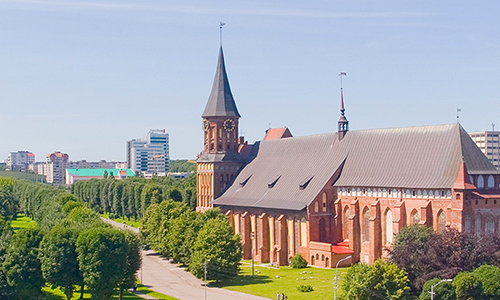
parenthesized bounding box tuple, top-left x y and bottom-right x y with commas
(102, 218, 270, 300)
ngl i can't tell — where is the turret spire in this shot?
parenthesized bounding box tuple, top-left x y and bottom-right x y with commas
(338, 72, 349, 140)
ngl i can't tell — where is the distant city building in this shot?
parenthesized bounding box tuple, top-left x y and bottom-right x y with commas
(68, 160, 126, 169)
(45, 151, 69, 184)
(65, 168, 135, 185)
(168, 172, 193, 179)
(7, 151, 35, 172)
(469, 131, 500, 169)
(127, 129, 170, 175)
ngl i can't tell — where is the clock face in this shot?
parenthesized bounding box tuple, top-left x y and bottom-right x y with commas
(202, 119, 210, 131)
(223, 119, 235, 132)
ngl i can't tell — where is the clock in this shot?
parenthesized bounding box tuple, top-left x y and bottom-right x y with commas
(202, 119, 209, 131)
(223, 119, 235, 132)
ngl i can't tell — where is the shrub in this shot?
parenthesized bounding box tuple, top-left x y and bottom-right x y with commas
(297, 284, 314, 292)
(290, 254, 307, 268)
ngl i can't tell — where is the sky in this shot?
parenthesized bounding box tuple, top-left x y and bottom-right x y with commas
(1, 0, 499, 161)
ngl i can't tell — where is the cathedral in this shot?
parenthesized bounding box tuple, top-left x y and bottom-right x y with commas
(196, 46, 500, 268)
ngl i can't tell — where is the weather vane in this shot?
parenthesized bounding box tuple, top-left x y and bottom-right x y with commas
(457, 108, 461, 124)
(339, 72, 347, 89)
(219, 22, 226, 46)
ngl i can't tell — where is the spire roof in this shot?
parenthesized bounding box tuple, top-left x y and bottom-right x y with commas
(202, 47, 241, 118)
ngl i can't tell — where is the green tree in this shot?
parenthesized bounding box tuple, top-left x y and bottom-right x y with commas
(290, 254, 308, 268)
(103, 170, 108, 179)
(420, 278, 456, 300)
(342, 260, 410, 300)
(0, 177, 18, 220)
(0, 217, 14, 299)
(189, 217, 242, 281)
(117, 230, 142, 300)
(2, 228, 44, 299)
(39, 225, 82, 300)
(473, 265, 500, 300)
(453, 271, 482, 300)
(76, 227, 128, 299)
(165, 210, 202, 265)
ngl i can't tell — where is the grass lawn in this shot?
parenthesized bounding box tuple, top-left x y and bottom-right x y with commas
(10, 214, 37, 230)
(102, 213, 142, 229)
(214, 261, 348, 300)
(42, 283, 177, 300)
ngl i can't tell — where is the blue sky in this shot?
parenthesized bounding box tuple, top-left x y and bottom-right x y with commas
(1, 0, 499, 161)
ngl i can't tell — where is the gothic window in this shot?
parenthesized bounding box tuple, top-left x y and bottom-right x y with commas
(411, 209, 420, 225)
(386, 209, 393, 244)
(488, 175, 495, 189)
(344, 207, 350, 240)
(475, 215, 482, 235)
(478, 175, 484, 189)
(274, 218, 279, 246)
(255, 216, 260, 248)
(294, 218, 299, 253)
(465, 214, 472, 233)
(363, 207, 370, 242)
(322, 192, 327, 212)
(319, 218, 327, 242)
(314, 202, 319, 213)
(438, 211, 446, 233)
(485, 216, 495, 234)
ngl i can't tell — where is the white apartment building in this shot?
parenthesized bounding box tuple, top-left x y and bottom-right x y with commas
(7, 151, 35, 172)
(469, 131, 500, 169)
(45, 151, 69, 184)
(127, 129, 170, 175)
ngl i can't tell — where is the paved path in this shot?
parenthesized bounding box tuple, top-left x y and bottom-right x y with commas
(102, 218, 270, 300)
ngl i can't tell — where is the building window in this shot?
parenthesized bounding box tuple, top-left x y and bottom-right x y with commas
(488, 175, 495, 189)
(363, 207, 370, 242)
(319, 218, 327, 242)
(438, 211, 446, 233)
(485, 217, 495, 234)
(322, 192, 327, 212)
(411, 209, 420, 225)
(344, 207, 350, 240)
(465, 214, 472, 233)
(478, 175, 484, 189)
(386, 209, 393, 244)
(475, 215, 482, 235)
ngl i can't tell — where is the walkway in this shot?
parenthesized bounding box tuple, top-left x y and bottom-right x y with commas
(102, 218, 270, 300)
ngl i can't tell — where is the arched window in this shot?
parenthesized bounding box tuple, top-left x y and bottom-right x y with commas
(475, 215, 482, 235)
(322, 192, 327, 212)
(363, 207, 370, 242)
(386, 209, 393, 244)
(478, 175, 484, 189)
(314, 202, 319, 213)
(465, 214, 472, 233)
(411, 209, 420, 225)
(438, 211, 446, 233)
(319, 218, 327, 242)
(488, 175, 495, 189)
(485, 216, 495, 234)
(343, 207, 350, 240)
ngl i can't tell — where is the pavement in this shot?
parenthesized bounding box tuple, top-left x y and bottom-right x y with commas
(101, 218, 271, 300)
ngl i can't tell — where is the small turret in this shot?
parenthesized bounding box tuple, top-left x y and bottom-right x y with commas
(338, 72, 349, 141)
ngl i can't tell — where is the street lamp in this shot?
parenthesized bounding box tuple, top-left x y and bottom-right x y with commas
(429, 279, 452, 300)
(334, 255, 352, 300)
(204, 259, 211, 300)
(250, 232, 255, 277)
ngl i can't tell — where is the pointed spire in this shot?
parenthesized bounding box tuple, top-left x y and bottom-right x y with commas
(202, 46, 241, 118)
(338, 72, 349, 140)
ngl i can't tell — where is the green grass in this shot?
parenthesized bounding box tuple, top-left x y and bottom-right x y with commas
(41, 283, 178, 300)
(102, 213, 142, 228)
(214, 261, 349, 300)
(0, 170, 45, 182)
(10, 214, 37, 230)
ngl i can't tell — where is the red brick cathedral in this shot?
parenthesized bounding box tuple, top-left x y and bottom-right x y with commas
(196, 47, 500, 268)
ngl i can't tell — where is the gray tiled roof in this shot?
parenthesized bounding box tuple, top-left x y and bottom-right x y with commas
(213, 124, 499, 211)
(202, 47, 241, 118)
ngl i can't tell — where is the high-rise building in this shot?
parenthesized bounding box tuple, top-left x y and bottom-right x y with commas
(469, 131, 500, 169)
(6, 151, 35, 172)
(45, 151, 69, 184)
(127, 130, 170, 175)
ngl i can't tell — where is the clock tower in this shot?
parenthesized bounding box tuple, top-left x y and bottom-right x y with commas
(197, 46, 244, 212)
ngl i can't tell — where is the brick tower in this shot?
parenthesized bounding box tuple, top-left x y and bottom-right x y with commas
(196, 46, 244, 212)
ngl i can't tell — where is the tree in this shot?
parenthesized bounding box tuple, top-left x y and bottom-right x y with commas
(76, 227, 128, 299)
(39, 225, 82, 300)
(0, 217, 14, 300)
(453, 271, 482, 300)
(0, 177, 18, 220)
(2, 228, 44, 299)
(473, 265, 500, 300)
(165, 210, 202, 265)
(117, 230, 142, 300)
(189, 217, 242, 281)
(420, 278, 456, 300)
(341, 260, 410, 300)
(290, 254, 308, 268)
(103, 170, 108, 179)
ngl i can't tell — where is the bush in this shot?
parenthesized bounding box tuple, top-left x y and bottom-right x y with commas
(290, 254, 307, 268)
(297, 284, 314, 292)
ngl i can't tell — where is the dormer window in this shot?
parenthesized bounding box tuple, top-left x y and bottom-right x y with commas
(239, 175, 252, 187)
(299, 176, 313, 190)
(268, 176, 281, 188)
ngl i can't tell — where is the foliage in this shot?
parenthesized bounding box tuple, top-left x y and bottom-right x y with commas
(169, 160, 196, 172)
(118, 230, 142, 300)
(38, 225, 82, 300)
(0, 177, 18, 220)
(0, 217, 14, 299)
(420, 278, 456, 300)
(472, 265, 500, 300)
(297, 284, 314, 292)
(76, 227, 128, 300)
(341, 260, 410, 300)
(453, 271, 483, 300)
(2, 228, 44, 299)
(189, 217, 242, 281)
(290, 254, 308, 269)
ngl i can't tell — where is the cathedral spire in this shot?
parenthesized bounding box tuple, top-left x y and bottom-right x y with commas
(338, 72, 349, 140)
(202, 46, 241, 118)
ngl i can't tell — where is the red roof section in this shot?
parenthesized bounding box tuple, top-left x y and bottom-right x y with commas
(453, 161, 476, 190)
(263, 127, 293, 141)
(332, 244, 354, 254)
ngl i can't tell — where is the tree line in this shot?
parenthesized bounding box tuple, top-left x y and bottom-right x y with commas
(0, 178, 141, 300)
(72, 173, 196, 220)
